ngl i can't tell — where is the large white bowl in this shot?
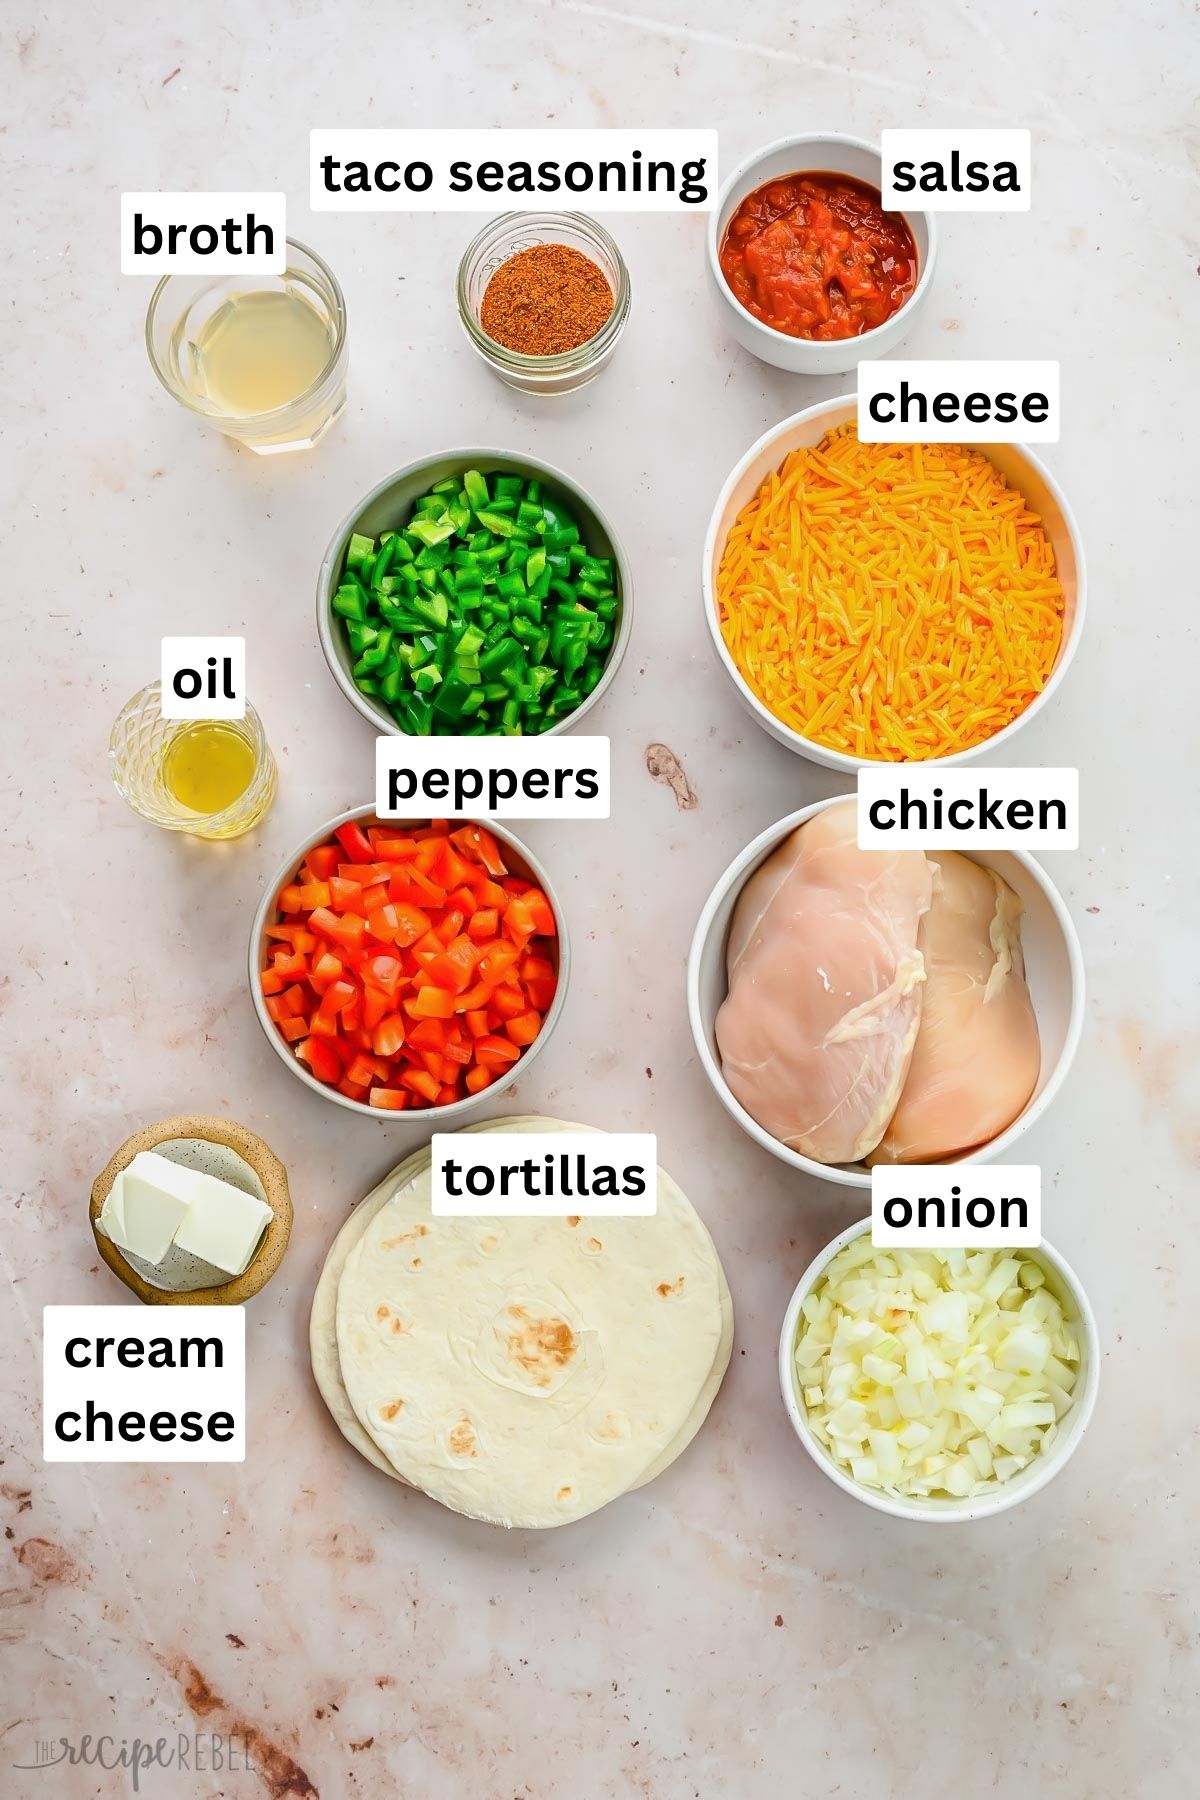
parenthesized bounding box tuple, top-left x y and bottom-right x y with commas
(703, 395, 1086, 771)
(317, 448, 633, 739)
(778, 1218, 1101, 1521)
(706, 134, 936, 375)
(686, 795, 1084, 1189)
(249, 806, 570, 1123)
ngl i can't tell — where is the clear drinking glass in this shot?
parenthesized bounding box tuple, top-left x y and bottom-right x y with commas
(457, 212, 631, 396)
(145, 238, 348, 454)
(109, 684, 277, 840)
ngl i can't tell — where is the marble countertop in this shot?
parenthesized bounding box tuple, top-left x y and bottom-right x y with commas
(4, 3, 1197, 1795)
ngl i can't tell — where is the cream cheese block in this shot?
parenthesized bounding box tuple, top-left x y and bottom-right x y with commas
(97, 1148, 272, 1282)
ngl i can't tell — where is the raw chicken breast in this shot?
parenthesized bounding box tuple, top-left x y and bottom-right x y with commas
(869, 851, 1040, 1165)
(715, 801, 933, 1165)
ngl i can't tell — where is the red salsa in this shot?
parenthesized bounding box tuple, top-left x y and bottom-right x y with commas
(719, 172, 918, 341)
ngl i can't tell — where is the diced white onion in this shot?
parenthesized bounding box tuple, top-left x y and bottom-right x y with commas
(794, 1244, 1081, 1501)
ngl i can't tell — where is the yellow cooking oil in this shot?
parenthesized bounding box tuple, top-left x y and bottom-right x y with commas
(161, 722, 256, 818)
(186, 284, 335, 416)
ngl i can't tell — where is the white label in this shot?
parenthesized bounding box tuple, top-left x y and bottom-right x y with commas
(43, 1306, 245, 1462)
(857, 768, 1078, 850)
(857, 361, 1059, 443)
(871, 1166, 1041, 1248)
(431, 1133, 657, 1217)
(160, 636, 246, 720)
(120, 192, 285, 273)
(376, 736, 609, 821)
(881, 129, 1031, 211)
(310, 128, 717, 211)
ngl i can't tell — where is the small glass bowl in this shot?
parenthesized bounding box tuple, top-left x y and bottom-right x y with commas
(457, 212, 630, 396)
(109, 684, 277, 840)
(145, 237, 348, 455)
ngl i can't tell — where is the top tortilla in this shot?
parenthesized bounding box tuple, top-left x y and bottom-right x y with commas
(333, 1119, 729, 1528)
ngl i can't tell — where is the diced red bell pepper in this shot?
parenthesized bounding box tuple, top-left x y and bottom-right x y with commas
(466, 907, 499, 942)
(407, 1017, 447, 1054)
(506, 1010, 542, 1047)
(310, 952, 344, 992)
(318, 978, 357, 1018)
(452, 823, 507, 878)
(362, 986, 391, 1030)
(387, 902, 431, 948)
(363, 954, 403, 997)
(328, 876, 362, 912)
(368, 1087, 410, 1111)
(373, 1014, 406, 1058)
(335, 820, 377, 865)
(434, 907, 466, 946)
(402, 1068, 441, 1104)
(407, 985, 455, 1020)
(306, 844, 338, 882)
(489, 982, 528, 1021)
(309, 907, 367, 951)
(299, 1037, 343, 1083)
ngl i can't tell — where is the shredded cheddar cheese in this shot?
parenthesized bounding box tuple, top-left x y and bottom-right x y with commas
(716, 424, 1065, 761)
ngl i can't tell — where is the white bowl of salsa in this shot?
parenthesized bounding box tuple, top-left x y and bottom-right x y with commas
(706, 133, 937, 374)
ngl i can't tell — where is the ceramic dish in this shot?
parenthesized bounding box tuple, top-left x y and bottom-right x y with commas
(317, 449, 633, 738)
(706, 134, 936, 374)
(248, 806, 570, 1121)
(703, 395, 1085, 771)
(687, 795, 1084, 1188)
(778, 1218, 1100, 1521)
(90, 1115, 293, 1305)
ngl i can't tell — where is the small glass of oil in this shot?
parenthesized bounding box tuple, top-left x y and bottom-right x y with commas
(145, 239, 347, 454)
(109, 684, 277, 839)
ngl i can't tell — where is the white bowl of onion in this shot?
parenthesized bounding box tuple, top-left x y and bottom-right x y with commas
(779, 1220, 1099, 1521)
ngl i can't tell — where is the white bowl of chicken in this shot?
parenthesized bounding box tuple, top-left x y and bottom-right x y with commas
(687, 796, 1084, 1189)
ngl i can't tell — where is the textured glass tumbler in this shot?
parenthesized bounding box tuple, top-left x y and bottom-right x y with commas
(109, 684, 277, 840)
(144, 237, 348, 454)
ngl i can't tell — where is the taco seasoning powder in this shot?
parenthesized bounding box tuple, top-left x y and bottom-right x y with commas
(480, 244, 615, 356)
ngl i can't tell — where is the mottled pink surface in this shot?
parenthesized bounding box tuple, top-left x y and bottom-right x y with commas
(4, 5, 1198, 1796)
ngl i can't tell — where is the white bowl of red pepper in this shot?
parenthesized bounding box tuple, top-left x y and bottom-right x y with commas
(707, 133, 937, 374)
(249, 807, 571, 1121)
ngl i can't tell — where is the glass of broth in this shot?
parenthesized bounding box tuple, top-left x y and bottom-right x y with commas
(109, 684, 277, 839)
(145, 239, 347, 454)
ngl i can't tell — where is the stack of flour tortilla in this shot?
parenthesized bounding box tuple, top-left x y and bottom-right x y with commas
(310, 1117, 733, 1528)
